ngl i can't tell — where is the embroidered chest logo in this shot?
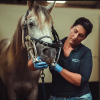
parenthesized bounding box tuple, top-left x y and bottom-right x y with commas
(72, 58, 80, 63)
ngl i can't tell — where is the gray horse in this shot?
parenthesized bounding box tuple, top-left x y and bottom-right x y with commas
(0, 1, 56, 100)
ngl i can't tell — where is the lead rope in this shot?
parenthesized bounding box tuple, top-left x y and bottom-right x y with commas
(41, 69, 47, 100)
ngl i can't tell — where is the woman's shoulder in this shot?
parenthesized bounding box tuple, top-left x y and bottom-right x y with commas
(80, 43, 91, 52)
(79, 44, 92, 58)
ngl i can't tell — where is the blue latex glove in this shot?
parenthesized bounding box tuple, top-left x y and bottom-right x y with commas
(33, 56, 48, 69)
(53, 63, 63, 73)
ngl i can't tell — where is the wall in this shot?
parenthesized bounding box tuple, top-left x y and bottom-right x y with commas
(50, 7, 100, 83)
(0, 4, 100, 83)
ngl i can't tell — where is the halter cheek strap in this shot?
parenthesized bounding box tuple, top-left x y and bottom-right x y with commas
(23, 9, 29, 42)
(52, 26, 59, 43)
(22, 9, 29, 48)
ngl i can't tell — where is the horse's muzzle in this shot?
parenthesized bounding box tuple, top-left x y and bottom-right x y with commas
(36, 43, 57, 64)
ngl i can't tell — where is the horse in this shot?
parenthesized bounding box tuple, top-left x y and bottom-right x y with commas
(0, 1, 58, 100)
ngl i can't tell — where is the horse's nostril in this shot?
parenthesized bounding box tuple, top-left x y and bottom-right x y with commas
(43, 48, 49, 56)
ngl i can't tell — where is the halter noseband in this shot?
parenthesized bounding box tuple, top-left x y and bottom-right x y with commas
(23, 9, 63, 67)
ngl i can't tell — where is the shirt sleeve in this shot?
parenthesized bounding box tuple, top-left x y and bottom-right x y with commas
(79, 49, 93, 88)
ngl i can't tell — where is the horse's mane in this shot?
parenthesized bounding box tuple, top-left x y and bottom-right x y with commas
(11, 16, 23, 56)
(34, 4, 53, 23)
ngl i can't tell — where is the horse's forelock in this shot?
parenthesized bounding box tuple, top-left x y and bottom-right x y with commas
(33, 4, 53, 26)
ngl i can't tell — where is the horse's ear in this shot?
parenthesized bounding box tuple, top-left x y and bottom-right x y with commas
(45, 1, 56, 13)
(27, 1, 36, 10)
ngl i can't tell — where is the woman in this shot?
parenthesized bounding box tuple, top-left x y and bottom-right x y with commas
(28, 17, 93, 100)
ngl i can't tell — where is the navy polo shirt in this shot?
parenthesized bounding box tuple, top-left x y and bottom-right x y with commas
(50, 37, 93, 97)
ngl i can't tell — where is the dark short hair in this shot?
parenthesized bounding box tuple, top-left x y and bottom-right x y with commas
(73, 17, 93, 37)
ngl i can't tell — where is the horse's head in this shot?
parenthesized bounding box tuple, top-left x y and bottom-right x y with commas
(21, 1, 58, 65)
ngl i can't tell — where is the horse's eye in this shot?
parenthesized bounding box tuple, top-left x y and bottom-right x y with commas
(29, 22, 34, 28)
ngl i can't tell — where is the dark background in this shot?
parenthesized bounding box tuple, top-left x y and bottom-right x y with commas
(0, 78, 98, 100)
(38, 82, 99, 100)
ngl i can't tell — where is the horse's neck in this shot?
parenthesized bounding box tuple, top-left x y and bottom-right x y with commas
(10, 17, 28, 61)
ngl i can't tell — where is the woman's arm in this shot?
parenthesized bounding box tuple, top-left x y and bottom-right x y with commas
(54, 49, 92, 87)
(28, 59, 37, 71)
(60, 68, 81, 86)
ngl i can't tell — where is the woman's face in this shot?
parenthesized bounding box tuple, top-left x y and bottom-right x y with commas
(68, 25, 86, 46)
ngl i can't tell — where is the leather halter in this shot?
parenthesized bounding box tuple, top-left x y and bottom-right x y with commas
(23, 9, 63, 66)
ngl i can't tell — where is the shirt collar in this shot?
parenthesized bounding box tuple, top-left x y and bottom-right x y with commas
(61, 37, 82, 52)
(74, 43, 82, 51)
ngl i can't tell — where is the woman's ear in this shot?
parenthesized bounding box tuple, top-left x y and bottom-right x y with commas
(70, 25, 73, 31)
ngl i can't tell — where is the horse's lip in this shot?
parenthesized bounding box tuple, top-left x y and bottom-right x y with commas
(41, 54, 48, 58)
(41, 55, 55, 63)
